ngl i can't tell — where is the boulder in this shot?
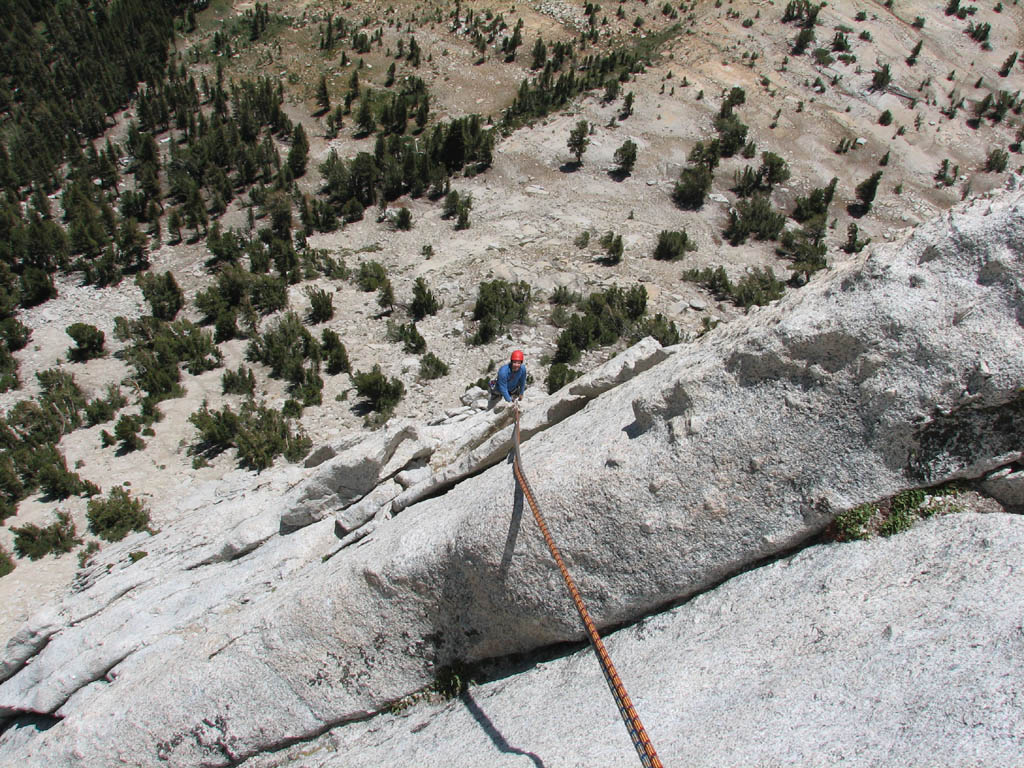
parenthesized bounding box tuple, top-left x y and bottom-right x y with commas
(461, 386, 487, 406)
(981, 466, 1024, 510)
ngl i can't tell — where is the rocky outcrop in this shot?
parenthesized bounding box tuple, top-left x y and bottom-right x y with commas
(241, 512, 1024, 768)
(0, 190, 1022, 766)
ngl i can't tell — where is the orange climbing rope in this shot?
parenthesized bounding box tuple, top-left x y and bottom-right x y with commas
(510, 405, 663, 768)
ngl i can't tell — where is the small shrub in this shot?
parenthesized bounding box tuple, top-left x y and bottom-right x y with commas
(87, 486, 150, 542)
(683, 265, 733, 299)
(455, 195, 473, 230)
(0, 545, 14, 577)
(306, 286, 335, 324)
(222, 365, 257, 396)
(471, 280, 531, 345)
(870, 64, 891, 91)
(841, 223, 871, 254)
(377, 280, 395, 312)
(878, 109, 893, 126)
(113, 414, 146, 452)
(321, 329, 351, 375)
(613, 140, 638, 174)
(66, 323, 106, 362)
(12, 511, 80, 559)
(855, 170, 883, 211)
(419, 352, 449, 379)
(550, 286, 580, 305)
(39, 450, 98, 500)
(356, 261, 389, 292)
(672, 164, 713, 209)
(247, 312, 319, 384)
(442, 190, 461, 219)
(190, 401, 241, 458)
(0, 317, 30, 352)
(731, 267, 785, 308)
(190, 400, 310, 470)
(136, 271, 184, 321)
(546, 362, 581, 393)
(793, 177, 838, 223)
(85, 384, 128, 426)
(641, 314, 681, 347)
(652, 230, 697, 261)
(388, 322, 426, 354)
(985, 148, 1009, 173)
(77, 540, 100, 568)
(723, 195, 786, 245)
(551, 305, 571, 328)
(598, 231, 624, 265)
(432, 663, 471, 700)
(292, 367, 323, 407)
(395, 207, 412, 230)
(552, 285, 648, 364)
(352, 365, 405, 415)
(410, 277, 441, 320)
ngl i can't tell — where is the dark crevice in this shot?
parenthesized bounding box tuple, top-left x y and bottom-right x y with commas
(0, 712, 62, 740)
(227, 709, 381, 767)
(184, 535, 275, 570)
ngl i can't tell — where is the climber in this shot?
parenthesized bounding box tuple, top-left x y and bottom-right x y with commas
(490, 349, 527, 406)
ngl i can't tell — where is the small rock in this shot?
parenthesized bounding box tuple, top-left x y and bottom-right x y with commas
(461, 387, 487, 406)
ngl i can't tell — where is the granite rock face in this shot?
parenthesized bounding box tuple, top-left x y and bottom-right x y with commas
(0, 190, 1022, 766)
(242, 513, 1024, 768)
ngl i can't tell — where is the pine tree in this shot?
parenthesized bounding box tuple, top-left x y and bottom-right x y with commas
(410, 277, 441, 319)
(356, 95, 376, 136)
(567, 120, 590, 164)
(613, 140, 638, 175)
(531, 37, 547, 69)
(316, 76, 331, 114)
(855, 171, 883, 211)
(377, 280, 395, 312)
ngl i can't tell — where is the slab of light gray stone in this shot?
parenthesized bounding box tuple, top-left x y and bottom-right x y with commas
(281, 420, 438, 530)
(0, 190, 1022, 766)
(243, 513, 1024, 768)
(981, 466, 1024, 509)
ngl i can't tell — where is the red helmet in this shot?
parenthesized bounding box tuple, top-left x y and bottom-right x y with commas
(510, 349, 524, 362)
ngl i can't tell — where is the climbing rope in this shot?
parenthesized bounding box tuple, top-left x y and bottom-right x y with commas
(510, 405, 663, 768)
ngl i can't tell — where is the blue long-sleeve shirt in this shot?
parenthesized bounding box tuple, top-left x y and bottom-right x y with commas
(496, 363, 527, 401)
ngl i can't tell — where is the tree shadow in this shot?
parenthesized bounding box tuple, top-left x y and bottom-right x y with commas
(607, 168, 630, 182)
(349, 398, 374, 417)
(460, 689, 547, 767)
(559, 161, 582, 173)
(846, 202, 869, 219)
